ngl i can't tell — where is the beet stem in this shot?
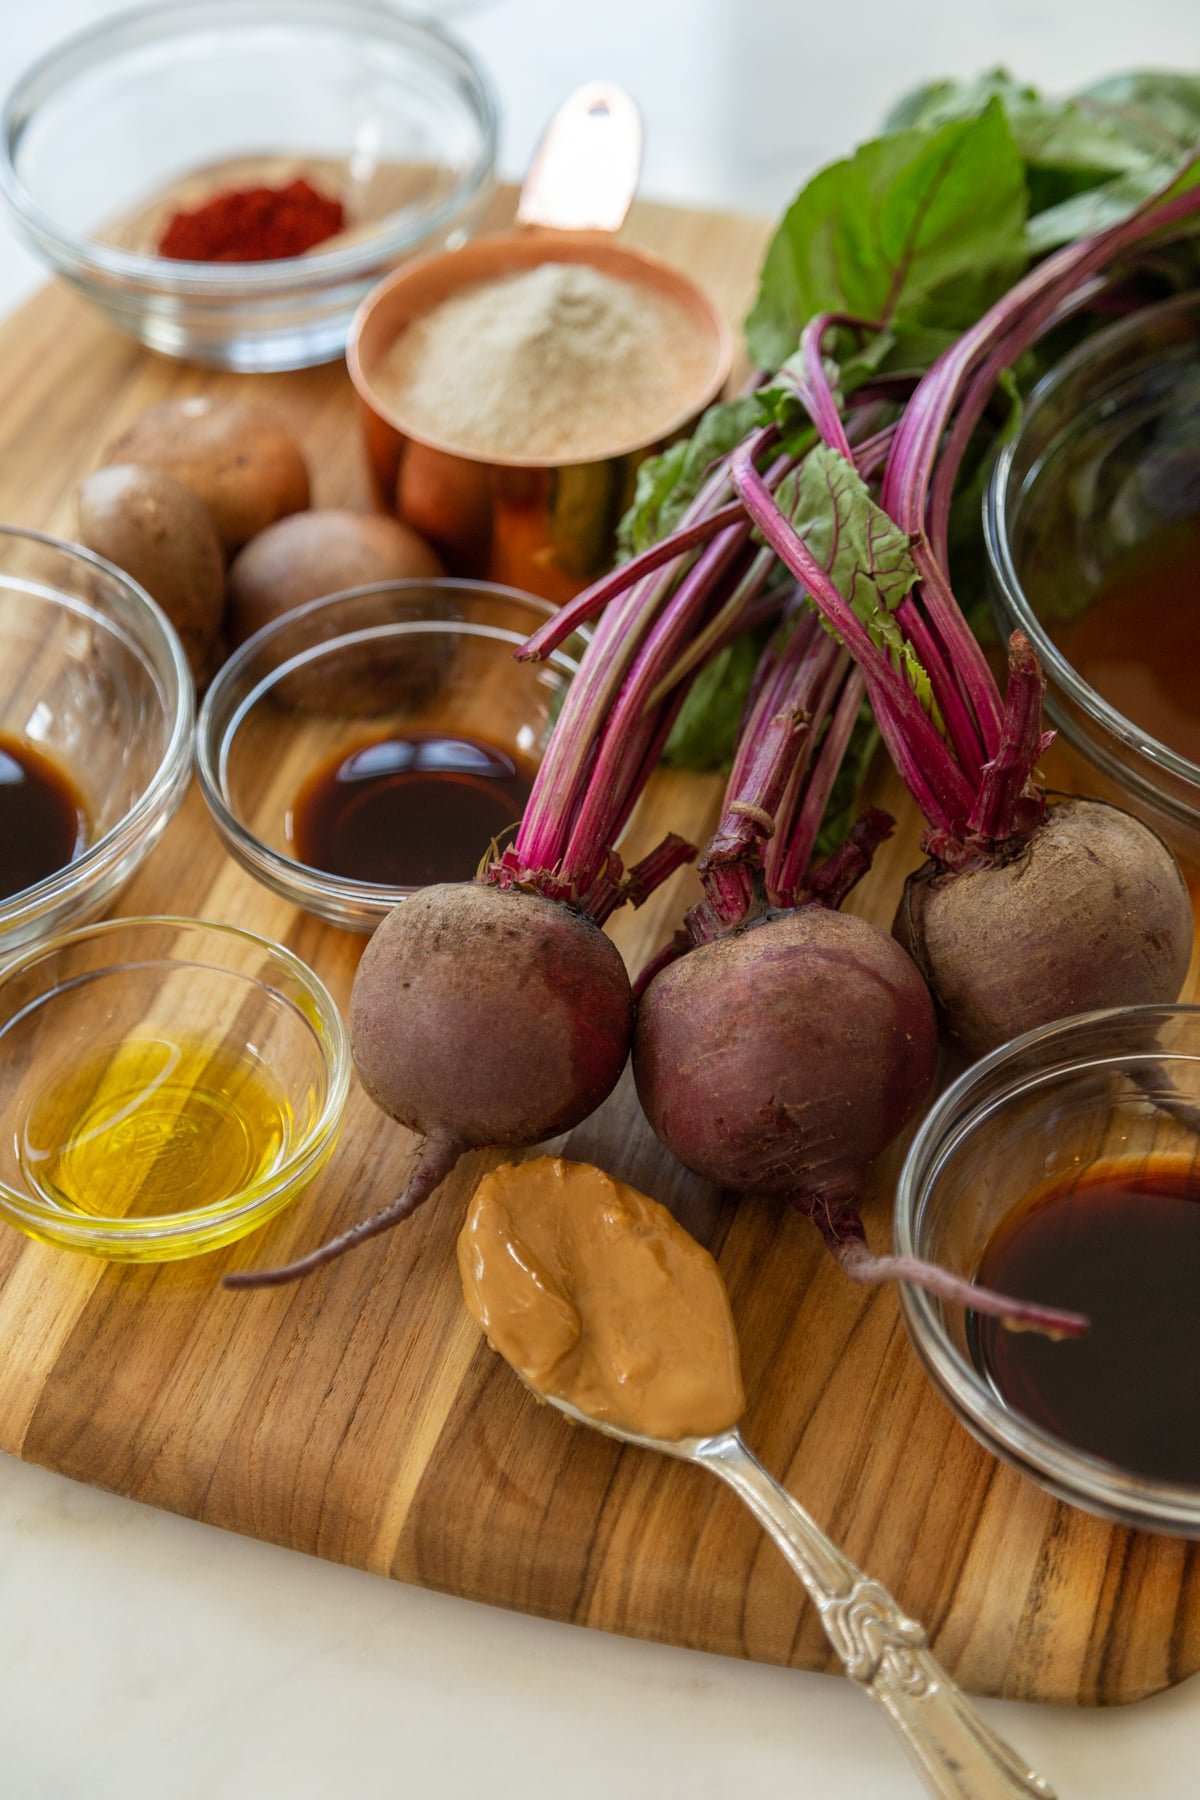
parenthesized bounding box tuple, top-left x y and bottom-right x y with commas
(731, 444, 974, 834)
(588, 833, 696, 926)
(516, 495, 747, 662)
(802, 806, 894, 911)
(831, 1238, 1090, 1339)
(768, 664, 865, 902)
(964, 632, 1054, 846)
(222, 1135, 463, 1290)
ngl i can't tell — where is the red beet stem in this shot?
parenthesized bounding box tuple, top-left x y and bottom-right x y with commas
(803, 806, 894, 911)
(509, 426, 787, 891)
(731, 444, 974, 834)
(806, 1204, 1089, 1339)
(222, 1135, 462, 1290)
(768, 665, 865, 903)
(588, 833, 696, 927)
(964, 632, 1055, 846)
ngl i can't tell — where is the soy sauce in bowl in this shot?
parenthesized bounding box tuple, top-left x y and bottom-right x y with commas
(288, 730, 533, 888)
(970, 1157, 1200, 1486)
(0, 734, 88, 902)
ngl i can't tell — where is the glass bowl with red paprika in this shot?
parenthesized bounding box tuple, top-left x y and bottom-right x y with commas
(0, 0, 497, 371)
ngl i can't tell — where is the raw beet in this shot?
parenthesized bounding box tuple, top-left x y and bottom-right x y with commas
(351, 882, 634, 1147)
(635, 904, 937, 1205)
(896, 797, 1193, 1060)
(224, 882, 634, 1288)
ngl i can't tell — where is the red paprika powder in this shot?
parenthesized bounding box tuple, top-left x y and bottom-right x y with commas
(157, 177, 345, 263)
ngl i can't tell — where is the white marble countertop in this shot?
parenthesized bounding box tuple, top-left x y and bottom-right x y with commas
(2, 2, 1198, 1794)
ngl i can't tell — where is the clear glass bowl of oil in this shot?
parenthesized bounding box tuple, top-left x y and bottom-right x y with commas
(0, 917, 350, 1260)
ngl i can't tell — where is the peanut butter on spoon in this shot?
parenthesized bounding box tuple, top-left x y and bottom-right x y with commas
(458, 1156, 1057, 1800)
(456, 1155, 744, 1441)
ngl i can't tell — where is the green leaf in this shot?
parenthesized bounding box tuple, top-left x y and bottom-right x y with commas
(1026, 156, 1196, 252)
(884, 70, 1038, 134)
(618, 394, 762, 557)
(776, 445, 940, 726)
(884, 67, 1200, 255)
(662, 631, 765, 771)
(746, 102, 1027, 370)
(1081, 71, 1200, 150)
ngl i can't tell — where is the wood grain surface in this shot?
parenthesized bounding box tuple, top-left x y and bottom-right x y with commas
(0, 188, 1197, 1707)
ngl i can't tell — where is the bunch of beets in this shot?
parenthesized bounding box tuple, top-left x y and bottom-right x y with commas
(229, 97, 1200, 1328)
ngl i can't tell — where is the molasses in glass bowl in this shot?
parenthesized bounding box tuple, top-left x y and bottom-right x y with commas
(896, 1003, 1200, 1536)
(196, 579, 584, 931)
(0, 526, 192, 959)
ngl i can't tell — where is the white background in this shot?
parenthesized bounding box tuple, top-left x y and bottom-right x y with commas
(2, 2, 1199, 1795)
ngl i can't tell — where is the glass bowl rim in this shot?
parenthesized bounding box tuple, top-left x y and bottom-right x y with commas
(895, 999, 1200, 1532)
(983, 287, 1200, 795)
(194, 576, 580, 911)
(0, 524, 194, 941)
(0, 0, 499, 296)
(0, 912, 351, 1237)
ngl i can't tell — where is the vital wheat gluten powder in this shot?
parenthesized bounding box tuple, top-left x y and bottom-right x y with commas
(375, 261, 716, 463)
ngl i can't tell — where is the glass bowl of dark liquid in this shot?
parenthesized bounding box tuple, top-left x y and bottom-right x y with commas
(196, 580, 584, 931)
(0, 526, 193, 958)
(985, 291, 1200, 887)
(896, 1004, 1200, 1535)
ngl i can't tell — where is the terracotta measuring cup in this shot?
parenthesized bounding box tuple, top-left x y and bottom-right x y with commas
(347, 85, 732, 603)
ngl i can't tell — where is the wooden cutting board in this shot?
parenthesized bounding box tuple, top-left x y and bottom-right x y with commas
(1, 188, 1197, 1709)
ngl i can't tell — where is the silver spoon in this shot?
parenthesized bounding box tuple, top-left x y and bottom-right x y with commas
(530, 1386, 1056, 1800)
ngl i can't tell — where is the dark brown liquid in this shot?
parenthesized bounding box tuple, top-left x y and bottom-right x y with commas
(971, 1159, 1200, 1485)
(290, 731, 533, 887)
(1053, 518, 1200, 764)
(0, 734, 88, 901)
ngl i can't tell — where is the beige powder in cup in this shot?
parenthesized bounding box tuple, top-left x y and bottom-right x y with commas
(375, 261, 716, 463)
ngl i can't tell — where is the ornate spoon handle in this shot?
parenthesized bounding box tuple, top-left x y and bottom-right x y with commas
(698, 1434, 1056, 1800)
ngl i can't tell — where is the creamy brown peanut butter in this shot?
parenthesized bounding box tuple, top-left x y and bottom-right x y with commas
(456, 1156, 745, 1441)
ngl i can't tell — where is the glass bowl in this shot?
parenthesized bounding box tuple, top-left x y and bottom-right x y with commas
(0, 526, 192, 960)
(0, 0, 498, 371)
(195, 579, 583, 931)
(985, 291, 1200, 875)
(0, 916, 349, 1260)
(896, 1003, 1200, 1536)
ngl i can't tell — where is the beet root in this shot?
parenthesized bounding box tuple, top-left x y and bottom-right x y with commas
(896, 797, 1194, 1062)
(225, 883, 633, 1287)
(634, 905, 936, 1203)
(633, 904, 1087, 1336)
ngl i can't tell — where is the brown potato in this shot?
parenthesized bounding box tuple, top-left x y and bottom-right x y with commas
(102, 397, 310, 552)
(228, 508, 443, 643)
(76, 463, 224, 680)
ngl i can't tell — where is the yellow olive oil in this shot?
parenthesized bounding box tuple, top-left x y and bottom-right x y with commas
(20, 1034, 292, 1220)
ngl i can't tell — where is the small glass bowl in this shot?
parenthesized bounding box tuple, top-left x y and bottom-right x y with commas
(0, 0, 497, 371)
(0, 526, 193, 960)
(985, 291, 1200, 873)
(195, 579, 583, 931)
(0, 916, 350, 1260)
(896, 1004, 1200, 1536)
